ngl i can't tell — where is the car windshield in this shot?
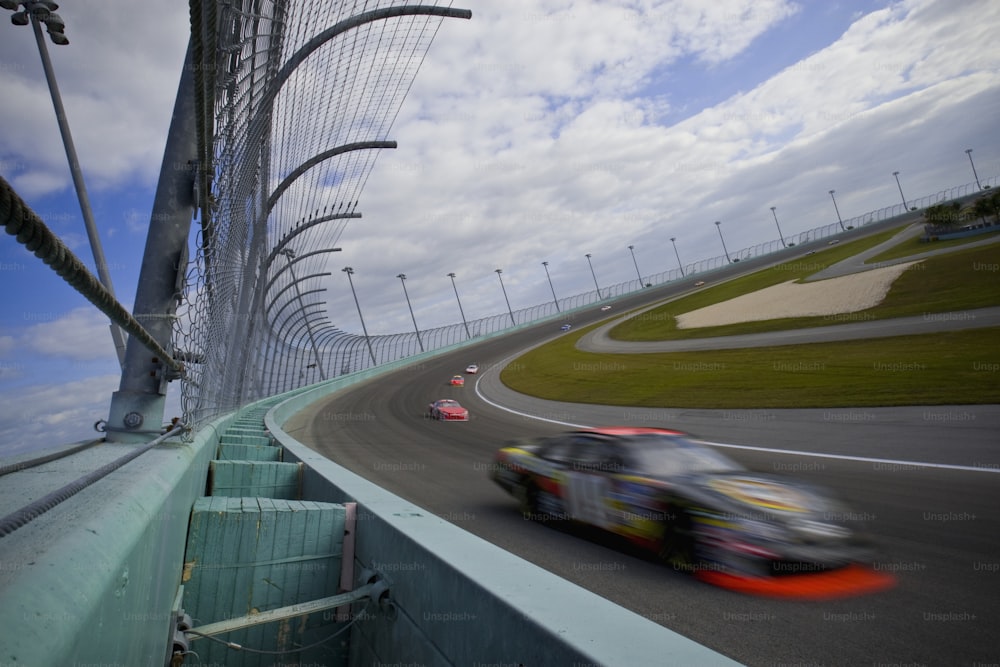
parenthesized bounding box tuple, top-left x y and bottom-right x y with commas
(438, 400, 461, 408)
(623, 434, 743, 476)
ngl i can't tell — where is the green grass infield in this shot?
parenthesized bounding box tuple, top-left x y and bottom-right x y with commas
(500, 236, 1000, 408)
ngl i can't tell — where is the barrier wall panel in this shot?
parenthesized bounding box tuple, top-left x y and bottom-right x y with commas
(217, 442, 282, 461)
(182, 496, 348, 666)
(208, 460, 303, 498)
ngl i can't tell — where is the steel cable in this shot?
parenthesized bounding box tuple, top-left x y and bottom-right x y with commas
(0, 173, 184, 375)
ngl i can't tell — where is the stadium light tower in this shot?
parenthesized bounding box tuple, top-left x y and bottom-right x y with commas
(280, 248, 326, 380)
(627, 245, 643, 285)
(829, 190, 844, 231)
(770, 206, 786, 248)
(396, 273, 423, 352)
(541, 261, 559, 312)
(714, 221, 731, 263)
(670, 237, 685, 277)
(3, 0, 127, 364)
(495, 268, 515, 327)
(447, 273, 471, 340)
(965, 149, 982, 190)
(585, 253, 602, 299)
(892, 171, 908, 209)
(342, 267, 376, 365)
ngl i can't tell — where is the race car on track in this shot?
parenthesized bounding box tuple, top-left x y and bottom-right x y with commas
(490, 427, 893, 596)
(560, 324, 572, 331)
(465, 364, 479, 374)
(427, 399, 469, 421)
(600, 305, 612, 311)
(449, 375, 465, 387)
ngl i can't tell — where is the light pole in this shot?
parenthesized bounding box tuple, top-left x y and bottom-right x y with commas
(541, 261, 560, 312)
(770, 206, 786, 248)
(447, 273, 471, 339)
(495, 268, 516, 327)
(396, 273, 423, 352)
(4, 0, 126, 365)
(670, 237, 685, 277)
(829, 190, 844, 231)
(714, 221, 731, 263)
(280, 248, 327, 381)
(892, 171, 907, 209)
(585, 253, 602, 299)
(342, 267, 376, 366)
(965, 149, 982, 190)
(627, 245, 643, 285)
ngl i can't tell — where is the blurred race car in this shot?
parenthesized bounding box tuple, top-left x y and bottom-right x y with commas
(490, 427, 894, 597)
(600, 305, 612, 311)
(465, 364, 479, 374)
(449, 375, 465, 387)
(560, 324, 572, 331)
(427, 399, 469, 421)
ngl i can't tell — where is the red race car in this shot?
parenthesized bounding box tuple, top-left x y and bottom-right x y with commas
(427, 399, 469, 421)
(449, 375, 465, 387)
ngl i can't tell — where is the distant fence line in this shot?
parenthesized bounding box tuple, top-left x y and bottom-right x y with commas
(242, 176, 996, 405)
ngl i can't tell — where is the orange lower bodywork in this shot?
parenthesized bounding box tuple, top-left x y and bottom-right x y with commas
(696, 563, 897, 599)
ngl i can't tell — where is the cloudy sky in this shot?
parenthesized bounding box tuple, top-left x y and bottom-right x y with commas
(1, 0, 998, 455)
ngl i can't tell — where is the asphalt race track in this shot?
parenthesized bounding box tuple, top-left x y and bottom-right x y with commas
(285, 234, 1000, 666)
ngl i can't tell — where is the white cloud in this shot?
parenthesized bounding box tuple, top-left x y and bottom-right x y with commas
(0, 374, 119, 458)
(19, 307, 121, 361)
(0, 0, 189, 197)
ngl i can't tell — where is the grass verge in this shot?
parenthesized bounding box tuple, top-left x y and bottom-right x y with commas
(500, 231, 1000, 408)
(500, 327, 1000, 408)
(864, 227, 1000, 264)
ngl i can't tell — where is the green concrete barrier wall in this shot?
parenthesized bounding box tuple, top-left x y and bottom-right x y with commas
(0, 412, 235, 666)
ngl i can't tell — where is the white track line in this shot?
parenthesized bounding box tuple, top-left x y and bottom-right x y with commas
(474, 368, 1000, 475)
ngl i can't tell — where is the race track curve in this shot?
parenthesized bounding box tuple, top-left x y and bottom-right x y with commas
(285, 234, 1000, 666)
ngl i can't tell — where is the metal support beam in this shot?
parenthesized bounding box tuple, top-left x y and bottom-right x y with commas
(188, 583, 378, 639)
(106, 41, 197, 442)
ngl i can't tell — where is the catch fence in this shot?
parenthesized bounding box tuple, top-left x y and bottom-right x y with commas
(175, 0, 472, 425)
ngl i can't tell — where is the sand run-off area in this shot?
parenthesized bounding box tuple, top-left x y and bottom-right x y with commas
(675, 261, 919, 329)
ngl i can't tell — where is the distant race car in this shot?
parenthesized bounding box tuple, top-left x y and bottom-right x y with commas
(465, 364, 479, 374)
(427, 399, 469, 421)
(490, 427, 893, 597)
(449, 375, 465, 387)
(600, 305, 612, 311)
(560, 324, 572, 331)
(694, 280, 706, 286)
